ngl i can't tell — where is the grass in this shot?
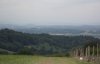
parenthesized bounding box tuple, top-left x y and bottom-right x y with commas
(0, 55, 91, 64)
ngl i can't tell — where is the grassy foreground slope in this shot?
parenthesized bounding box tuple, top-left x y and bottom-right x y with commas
(0, 55, 90, 64)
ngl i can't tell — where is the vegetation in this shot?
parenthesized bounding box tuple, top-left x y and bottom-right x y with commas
(0, 29, 100, 56)
(0, 48, 14, 54)
(0, 55, 91, 64)
(72, 41, 100, 57)
(71, 41, 100, 64)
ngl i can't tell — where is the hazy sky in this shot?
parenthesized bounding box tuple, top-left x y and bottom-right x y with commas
(0, 0, 100, 25)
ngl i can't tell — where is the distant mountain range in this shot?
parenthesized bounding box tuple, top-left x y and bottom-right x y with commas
(0, 24, 100, 38)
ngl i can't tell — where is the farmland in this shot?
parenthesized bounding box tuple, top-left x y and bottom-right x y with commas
(0, 55, 91, 64)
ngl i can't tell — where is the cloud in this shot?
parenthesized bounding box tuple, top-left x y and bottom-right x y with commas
(0, 0, 100, 25)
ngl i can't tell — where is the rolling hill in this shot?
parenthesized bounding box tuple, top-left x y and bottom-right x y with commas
(0, 29, 100, 55)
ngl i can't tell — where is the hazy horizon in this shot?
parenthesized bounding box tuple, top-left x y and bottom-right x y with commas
(0, 0, 100, 25)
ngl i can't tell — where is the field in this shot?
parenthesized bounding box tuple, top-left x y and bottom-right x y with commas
(0, 55, 91, 64)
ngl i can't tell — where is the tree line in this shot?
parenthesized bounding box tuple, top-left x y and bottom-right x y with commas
(0, 29, 100, 56)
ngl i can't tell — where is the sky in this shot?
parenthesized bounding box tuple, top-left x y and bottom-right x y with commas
(0, 0, 100, 25)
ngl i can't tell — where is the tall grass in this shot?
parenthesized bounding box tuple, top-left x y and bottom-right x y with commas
(0, 55, 91, 64)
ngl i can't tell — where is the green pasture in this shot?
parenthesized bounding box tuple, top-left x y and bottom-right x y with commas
(0, 55, 91, 64)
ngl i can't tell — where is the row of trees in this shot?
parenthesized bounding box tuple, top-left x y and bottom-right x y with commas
(72, 41, 100, 63)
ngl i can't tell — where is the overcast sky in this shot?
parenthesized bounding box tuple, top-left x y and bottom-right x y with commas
(0, 0, 100, 25)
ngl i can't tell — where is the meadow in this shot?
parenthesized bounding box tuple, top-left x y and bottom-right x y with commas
(0, 55, 91, 64)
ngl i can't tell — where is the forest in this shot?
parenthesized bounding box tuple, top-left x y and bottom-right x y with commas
(0, 28, 100, 57)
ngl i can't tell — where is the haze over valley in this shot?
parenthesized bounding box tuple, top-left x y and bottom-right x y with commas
(0, 24, 100, 38)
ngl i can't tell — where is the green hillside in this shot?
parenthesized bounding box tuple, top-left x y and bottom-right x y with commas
(0, 29, 100, 56)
